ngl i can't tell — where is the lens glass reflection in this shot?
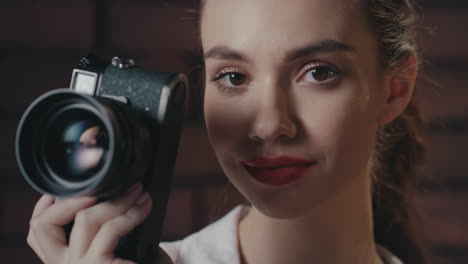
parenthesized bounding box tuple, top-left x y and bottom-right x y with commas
(45, 111, 109, 181)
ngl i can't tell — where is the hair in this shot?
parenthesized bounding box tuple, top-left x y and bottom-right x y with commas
(366, 0, 427, 263)
(197, 0, 427, 263)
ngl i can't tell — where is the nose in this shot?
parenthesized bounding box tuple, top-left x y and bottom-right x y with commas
(249, 83, 297, 143)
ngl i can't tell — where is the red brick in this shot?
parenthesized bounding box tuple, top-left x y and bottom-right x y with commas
(0, 123, 18, 172)
(417, 67, 468, 121)
(0, 247, 42, 263)
(0, 183, 40, 234)
(415, 191, 468, 245)
(417, 9, 468, 60)
(0, 2, 95, 50)
(110, 1, 201, 72)
(422, 133, 468, 182)
(417, 132, 468, 260)
(0, 57, 80, 111)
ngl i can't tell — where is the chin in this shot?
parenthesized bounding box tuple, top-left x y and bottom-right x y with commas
(229, 171, 325, 220)
(250, 197, 313, 219)
(220, 155, 349, 220)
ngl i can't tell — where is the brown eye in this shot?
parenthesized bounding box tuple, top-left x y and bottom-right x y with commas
(300, 64, 339, 84)
(310, 67, 332, 82)
(210, 68, 250, 94)
(228, 73, 247, 86)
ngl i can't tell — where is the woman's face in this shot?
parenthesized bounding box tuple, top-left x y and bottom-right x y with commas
(201, 0, 389, 218)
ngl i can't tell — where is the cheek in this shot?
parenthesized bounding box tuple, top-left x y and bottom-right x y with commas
(203, 90, 257, 191)
(203, 90, 250, 153)
(299, 88, 377, 175)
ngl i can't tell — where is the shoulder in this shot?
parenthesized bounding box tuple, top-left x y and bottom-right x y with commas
(160, 206, 404, 264)
(160, 205, 250, 264)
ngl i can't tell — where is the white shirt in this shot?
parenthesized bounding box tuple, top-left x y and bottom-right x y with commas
(161, 206, 404, 264)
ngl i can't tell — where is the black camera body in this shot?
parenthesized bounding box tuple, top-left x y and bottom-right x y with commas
(16, 55, 187, 263)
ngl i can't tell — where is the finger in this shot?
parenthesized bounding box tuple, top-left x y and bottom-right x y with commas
(28, 195, 55, 262)
(111, 259, 137, 264)
(36, 196, 97, 226)
(69, 184, 143, 258)
(27, 232, 47, 263)
(88, 192, 152, 257)
(32, 194, 54, 217)
(29, 196, 97, 263)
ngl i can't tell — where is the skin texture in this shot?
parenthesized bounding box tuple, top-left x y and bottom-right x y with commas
(27, 0, 417, 263)
(27, 184, 153, 264)
(201, 0, 416, 263)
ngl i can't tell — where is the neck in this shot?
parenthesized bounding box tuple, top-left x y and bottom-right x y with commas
(238, 174, 383, 264)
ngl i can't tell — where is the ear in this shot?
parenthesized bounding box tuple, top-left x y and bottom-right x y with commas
(377, 54, 418, 125)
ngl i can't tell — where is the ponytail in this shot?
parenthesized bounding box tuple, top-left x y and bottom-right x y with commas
(372, 96, 427, 263)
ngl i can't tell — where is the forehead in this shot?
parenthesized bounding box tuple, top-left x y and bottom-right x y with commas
(201, 0, 370, 55)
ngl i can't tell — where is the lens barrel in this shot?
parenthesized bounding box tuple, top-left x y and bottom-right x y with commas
(16, 89, 156, 198)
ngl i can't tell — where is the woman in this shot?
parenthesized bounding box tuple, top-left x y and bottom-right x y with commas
(26, 0, 426, 263)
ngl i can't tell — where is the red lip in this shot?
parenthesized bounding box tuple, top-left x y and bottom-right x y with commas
(242, 156, 316, 186)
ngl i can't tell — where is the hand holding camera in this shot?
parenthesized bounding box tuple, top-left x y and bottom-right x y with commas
(27, 184, 152, 264)
(17, 55, 187, 264)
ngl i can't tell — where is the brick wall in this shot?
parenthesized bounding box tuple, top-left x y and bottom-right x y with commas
(0, 0, 467, 263)
(414, 2, 468, 264)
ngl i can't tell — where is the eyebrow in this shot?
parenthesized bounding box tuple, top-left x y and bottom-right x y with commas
(284, 40, 355, 61)
(204, 40, 355, 63)
(204, 46, 250, 62)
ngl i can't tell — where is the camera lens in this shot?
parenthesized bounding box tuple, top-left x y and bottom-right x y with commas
(16, 89, 159, 198)
(44, 109, 109, 182)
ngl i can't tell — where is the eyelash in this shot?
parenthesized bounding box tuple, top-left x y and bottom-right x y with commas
(297, 62, 341, 86)
(209, 62, 341, 93)
(209, 67, 249, 93)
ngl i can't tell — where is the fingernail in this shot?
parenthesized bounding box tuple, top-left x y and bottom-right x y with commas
(136, 192, 150, 205)
(127, 183, 141, 193)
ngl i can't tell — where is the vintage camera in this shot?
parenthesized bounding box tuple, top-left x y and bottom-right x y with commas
(16, 54, 187, 263)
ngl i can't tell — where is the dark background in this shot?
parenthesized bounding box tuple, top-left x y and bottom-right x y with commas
(0, 0, 467, 263)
